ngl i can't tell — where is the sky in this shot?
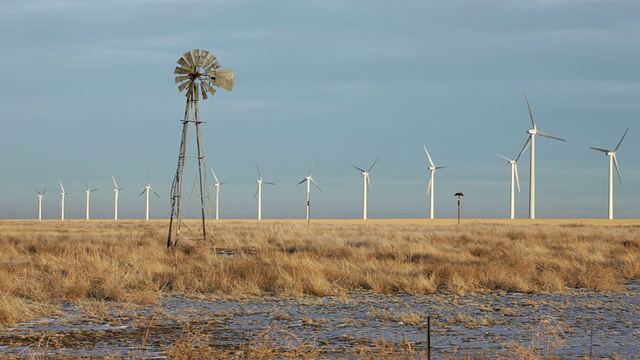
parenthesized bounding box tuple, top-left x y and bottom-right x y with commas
(1, 0, 639, 220)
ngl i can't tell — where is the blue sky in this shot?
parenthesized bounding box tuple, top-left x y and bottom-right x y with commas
(1, 0, 639, 220)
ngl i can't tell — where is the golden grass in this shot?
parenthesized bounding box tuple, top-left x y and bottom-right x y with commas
(0, 219, 639, 326)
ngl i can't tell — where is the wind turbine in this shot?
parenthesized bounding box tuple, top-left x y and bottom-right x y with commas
(112, 176, 124, 220)
(59, 180, 67, 220)
(36, 188, 46, 220)
(254, 163, 275, 220)
(84, 182, 98, 220)
(590, 128, 629, 219)
(524, 93, 567, 219)
(423, 144, 447, 219)
(496, 138, 530, 219)
(140, 179, 159, 220)
(211, 169, 227, 220)
(352, 157, 379, 220)
(297, 163, 323, 224)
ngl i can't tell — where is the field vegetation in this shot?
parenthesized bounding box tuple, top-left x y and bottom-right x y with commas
(0, 218, 639, 327)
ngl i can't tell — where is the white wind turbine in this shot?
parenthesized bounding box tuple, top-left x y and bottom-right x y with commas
(524, 93, 567, 219)
(211, 169, 227, 220)
(254, 163, 274, 220)
(352, 157, 379, 220)
(59, 180, 67, 220)
(297, 163, 323, 224)
(590, 128, 629, 220)
(423, 144, 447, 220)
(112, 176, 124, 220)
(496, 139, 530, 219)
(84, 182, 98, 220)
(139, 180, 159, 220)
(36, 188, 46, 220)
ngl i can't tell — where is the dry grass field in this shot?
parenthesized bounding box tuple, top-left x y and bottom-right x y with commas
(0, 218, 639, 327)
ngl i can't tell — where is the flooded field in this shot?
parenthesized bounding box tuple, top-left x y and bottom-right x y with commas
(1, 284, 639, 359)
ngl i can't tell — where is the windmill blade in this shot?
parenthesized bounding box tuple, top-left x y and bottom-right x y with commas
(435, 166, 448, 170)
(174, 67, 192, 75)
(310, 178, 324, 194)
(205, 60, 221, 72)
(177, 57, 194, 72)
(614, 128, 629, 152)
(202, 52, 216, 70)
(91, 188, 98, 192)
(515, 162, 521, 193)
(83, 181, 89, 189)
(152, 190, 160, 198)
(524, 92, 537, 129)
(253, 186, 259, 199)
(613, 155, 622, 186)
(202, 80, 217, 96)
(174, 75, 191, 84)
(352, 165, 366, 173)
(177, 80, 191, 93)
(427, 175, 433, 195)
(211, 169, 220, 184)
(516, 137, 531, 162)
(423, 145, 435, 167)
(59, 180, 65, 193)
(112, 176, 119, 189)
(496, 153, 512, 162)
(297, 178, 307, 186)
(367, 157, 380, 173)
(139, 189, 146, 196)
(265, 181, 275, 186)
(208, 69, 235, 91)
(308, 162, 314, 177)
(255, 162, 262, 177)
(589, 146, 610, 154)
(220, 182, 229, 185)
(183, 50, 196, 68)
(42, 188, 47, 195)
(200, 82, 209, 100)
(193, 49, 205, 67)
(366, 174, 372, 197)
(537, 130, 567, 142)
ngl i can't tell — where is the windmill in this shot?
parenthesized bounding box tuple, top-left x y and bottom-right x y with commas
(168, 49, 234, 248)
(524, 93, 566, 219)
(352, 157, 379, 220)
(59, 180, 67, 220)
(36, 188, 46, 220)
(112, 176, 124, 220)
(84, 181, 98, 220)
(590, 128, 629, 219)
(140, 179, 160, 220)
(211, 169, 227, 220)
(496, 138, 530, 219)
(254, 162, 275, 220)
(423, 144, 447, 219)
(297, 163, 323, 224)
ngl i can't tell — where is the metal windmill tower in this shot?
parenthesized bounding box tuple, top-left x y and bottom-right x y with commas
(167, 49, 234, 248)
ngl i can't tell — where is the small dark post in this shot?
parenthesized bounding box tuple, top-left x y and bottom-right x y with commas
(454, 192, 464, 224)
(426, 316, 431, 359)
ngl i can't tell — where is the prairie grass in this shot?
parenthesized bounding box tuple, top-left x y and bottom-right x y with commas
(0, 219, 639, 326)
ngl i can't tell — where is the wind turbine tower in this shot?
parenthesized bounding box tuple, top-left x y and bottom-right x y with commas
(84, 182, 98, 220)
(496, 138, 530, 219)
(168, 49, 234, 248)
(140, 181, 160, 220)
(254, 163, 275, 220)
(59, 180, 67, 220)
(36, 188, 46, 220)
(352, 157, 379, 220)
(590, 128, 629, 219)
(297, 164, 323, 224)
(423, 145, 447, 219)
(211, 169, 226, 220)
(523, 93, 566, 219)
(112, 176, 123, 220)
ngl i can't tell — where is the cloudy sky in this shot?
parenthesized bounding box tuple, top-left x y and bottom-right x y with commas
(1, 0, 639, 220)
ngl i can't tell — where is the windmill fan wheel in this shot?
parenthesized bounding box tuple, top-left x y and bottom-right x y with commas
(174, 49, 235, 100)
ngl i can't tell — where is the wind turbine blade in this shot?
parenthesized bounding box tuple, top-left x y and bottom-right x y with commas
(366, 175, 372, 197)
(91, 188, 98, 192)
(112, 176, 119, 189)
(435, 166, 448, 170)
(423, 145, 435, 167)
(613, 154, 622, 186)
(367, 157, 380, 173)
(255, 161, 262, 177)
(515, 162, 521, 193)
(589, 146, 610, 154)
(84, 181, 89, 189)
(211, 169, 220, 184)
(297, 178, 306, 186)
(311, 178, 324, 194)
(309, 162, 313, 176)
(516, 137, 531, 162)
(524, 92, 536, 129)
(537, 130, 567, 142)
(59, 180, 65, 193)
(352, 165, 366, 173)
(496, 153, 511, 162)
(614, 128, 629, 152)
(427, 176, 433, 195)
(253, 186, 259, 199)
(139, 189, 146, 196)
(265, 182, 275, 185)
(153, 191, 160, 198)
(42, 188, 46, 195)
